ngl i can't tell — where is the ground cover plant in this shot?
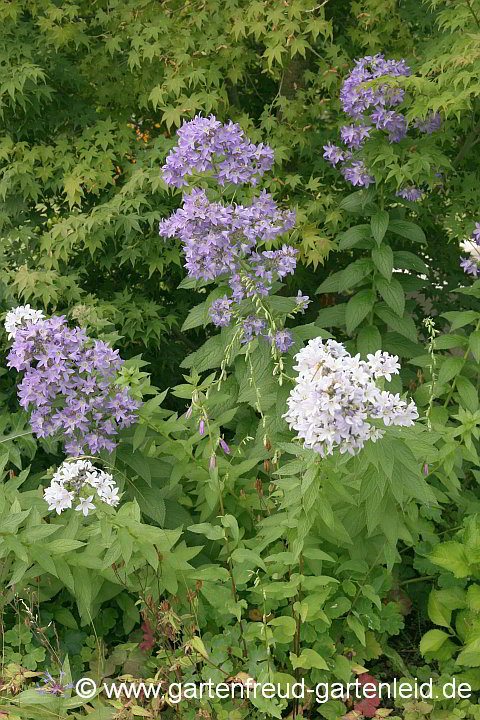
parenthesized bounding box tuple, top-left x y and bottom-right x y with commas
(1, 1, 480, 719)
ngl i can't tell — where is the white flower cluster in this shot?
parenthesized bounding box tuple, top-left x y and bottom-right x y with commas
(283, 339, 419, 457)
(4, 304, 45, 340)
(43, 459, 120, 516)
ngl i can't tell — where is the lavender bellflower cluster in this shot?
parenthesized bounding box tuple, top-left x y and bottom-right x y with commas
(161, 115, 275, 188)
(159, 115, 308, 351)
(43, 459, 120, 515)
(283, 338, 418, 457)
(6, 309, 140, 455)
(324, 54, 442, 197)
(460, 222, 480, 277)
(159, 188, 296, 288)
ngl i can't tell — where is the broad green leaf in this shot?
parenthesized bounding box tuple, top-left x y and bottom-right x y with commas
(347, 614, 366, 645)
(466, 585, 480, 612)
(345, 289, 375, 334)
(456, 637, 480, 667)
(371, 210, 389, 245)
(469, 330, 480, 362)
(456, 375, 479, 412)
(338, 224, 372, 250)
(372, 244, 393, 279)
(290, 648, 329, 670)
(428, 590, 452, 628)
(356, 325, 382, 355)
(393, 251, 429, 274)
(437, 357, 464, 386)
(376, 277, 405, 316)
(231, 548, 267, 572)
(441, 310, 480, 331)
(338, 259, 373, 293)
(375, 304, 417, 342)
(388, 219, 426, 244)
(430, 541, 470, 578)
(420, 629, 450, 654)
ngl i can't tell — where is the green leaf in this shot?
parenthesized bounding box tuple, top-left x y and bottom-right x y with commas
(347, 614, 366, 645)
(469, 330, 480, 362)
(393, 251, 429, 274)
(316, 271, 343, 294)
(420, 629, 450, 654)
(45, 539, 85, 554)
(339, 189, 376, 213)
(428, 591, 452, 628)
(338, 225, 372, 250)
(441, 310, 480, 331)
(345, 289, 375, 334)
(181, 302, 207, 331)
(456, 638, 480, 667)
(338, 259, 373, 292)
(388, 220, 426, 244)
(433, 334, 468, 350)
(430, 541, 470, 578)
(316, 305, 346, 329)
(231, 548, 266, 572)
(466, 585, 480, 612)
(456, 375, 479, 412)
(372, 244, 393, 280)
(437, 357, 464, 386)
(375, 304, 417, 342)
(187, 523, 225, 541)
(371, 210, 389, 245)
(376, 277, 405, 316)
(356, 325, 381, 355)
(54, 608, 78, 630)
(290, 648, 329, 670)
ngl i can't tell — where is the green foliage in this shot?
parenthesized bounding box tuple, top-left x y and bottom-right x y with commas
(2, 2, 480, 720)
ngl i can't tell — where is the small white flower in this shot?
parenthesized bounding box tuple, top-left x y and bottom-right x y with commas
(45, 486, 74, 514)
(283, 338, 418, 456)
(44, 460, 119, 514)
(4, 305, 45, 340)
(98, 485, 120, 506)
(75, 496, 96, 516)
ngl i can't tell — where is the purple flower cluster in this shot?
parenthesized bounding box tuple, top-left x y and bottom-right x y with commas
(159, 188, 297, 302)
(159, 115, 307, 352)
(460, 222, 480, 277)
(161, 115, 275, 188)
(324, 54, 443, 195)
(396, 186, 423, 202)
(7, 314, 140, 455)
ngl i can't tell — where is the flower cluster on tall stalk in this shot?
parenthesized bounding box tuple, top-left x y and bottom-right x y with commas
(283, 338, 418, 457)
(323, 53, 442, 197)
(159, 115, 308, 353)
(5, 307, 140, 455)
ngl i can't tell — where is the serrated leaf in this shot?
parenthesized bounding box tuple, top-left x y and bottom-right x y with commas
(456, 375, 479, 412)
(437, 357, 464, 386)
(356, 325, 382, 355)
(469, 330, 480, 362)
(345, 289, 375, 334)
(375, 304, 417, 342)
(372, 245, 393, 280)
(371, 210, 389, 245)
(338, 224, 372, 250)
(420, 629, 450, 654)
(388, 220, 426, 244)
(376, 277, 405, 316)
(347, 615, 366, 645)
(430, 541, 470, 578)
